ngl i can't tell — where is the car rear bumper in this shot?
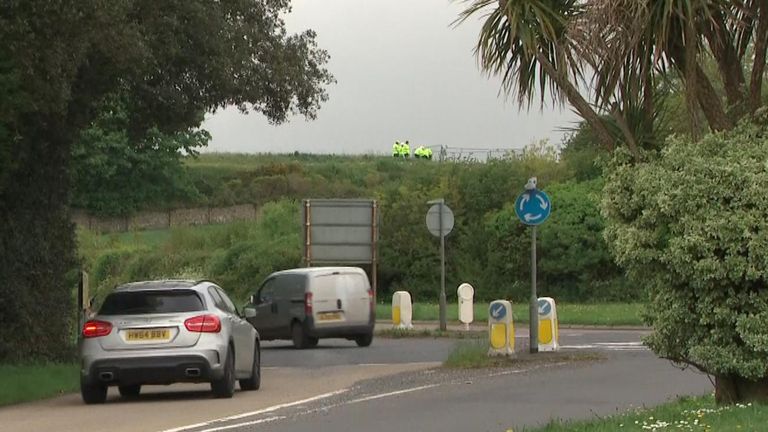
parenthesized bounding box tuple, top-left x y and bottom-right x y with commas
(83, 353, 224, 386)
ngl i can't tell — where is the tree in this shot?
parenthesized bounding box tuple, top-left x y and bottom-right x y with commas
(0, 0, 333, 361)
(461, 0, 768, 152)
(603, 114, 768, 403)
(71, 97, 207, 216)
(484, 179, 630, 301)
(457, 0, 617, 151)
(460, 0, 768, 402)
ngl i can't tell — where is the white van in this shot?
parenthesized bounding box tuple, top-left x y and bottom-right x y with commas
(244, 267, 375, 348)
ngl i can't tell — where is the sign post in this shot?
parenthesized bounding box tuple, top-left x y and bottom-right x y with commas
(426, 199, 454, 332)
(302, 199, 379, 300)
(514, 178, 551, 354)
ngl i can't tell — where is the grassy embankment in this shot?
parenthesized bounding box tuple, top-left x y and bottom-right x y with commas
(78, 220, 644, 327)
(0, 364, 79, 406)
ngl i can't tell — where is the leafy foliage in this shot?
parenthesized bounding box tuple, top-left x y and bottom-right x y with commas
(0, 0, 333, 362)
(484, 179, 632, 301)
(603, 114, 768, 383)
(71, 98, 207, 216)
(80, 200, 301, 306)
(80, 153, 632, 306)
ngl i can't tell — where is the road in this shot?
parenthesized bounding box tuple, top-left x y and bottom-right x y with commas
(0, 329, 712, 432)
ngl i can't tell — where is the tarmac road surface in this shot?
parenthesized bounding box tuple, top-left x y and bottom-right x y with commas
(0, 329, 711, 432)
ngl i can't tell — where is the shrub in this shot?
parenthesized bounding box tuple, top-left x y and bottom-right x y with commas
(603, 115, 768, 402)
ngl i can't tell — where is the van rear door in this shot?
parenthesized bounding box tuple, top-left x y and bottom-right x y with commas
(311, 274, 346, 326)
(342, 272, 371, 326)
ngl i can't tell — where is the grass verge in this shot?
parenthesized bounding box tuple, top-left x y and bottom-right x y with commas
(376, 303, 644, 327)
(0, 363, 79, 406)
(442, 340, 603, 369)
(524, 395, 763, 431)
(376, 328, 485, 339)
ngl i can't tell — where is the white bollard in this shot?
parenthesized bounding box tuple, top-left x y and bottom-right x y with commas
(392, 291, 413, 329)
(537, 297, 559, 352)
(457, 283, 475, 330)
(488, 300, 515, 356)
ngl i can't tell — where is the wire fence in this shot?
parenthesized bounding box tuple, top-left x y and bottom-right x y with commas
(426, 145, 526, 163)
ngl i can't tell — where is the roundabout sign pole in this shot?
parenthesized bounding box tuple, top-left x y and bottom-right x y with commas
(514, 177, 551, 354)
(426, 199, 454, 331)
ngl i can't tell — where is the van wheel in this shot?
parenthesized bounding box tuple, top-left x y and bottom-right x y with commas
(239, 342, 261, 391)
(292, 322, 313, 349)
(80, 377, 107, 404)
(211, 346, 236, 398)
(118, 385, 141, 398)
(355, 332, 374, 347)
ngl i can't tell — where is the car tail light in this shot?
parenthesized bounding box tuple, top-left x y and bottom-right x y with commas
(305, 292, 313, 316)
(184, 314, 222, 333)
(82, 320, 112, 338)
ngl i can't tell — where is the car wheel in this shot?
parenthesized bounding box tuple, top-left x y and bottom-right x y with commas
(355, 332, 374, 347)
(239, 342, 261, 391)
(211, 346, 236, 398)
(291, 322, 311, 349)
(118, 385, 141, 398)
(80, 377, 107, 404)
(306, 336, 319, 348)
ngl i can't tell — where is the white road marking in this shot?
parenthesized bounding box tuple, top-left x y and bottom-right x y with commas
(596, 342, 644, 346)
(357, 361, 438, 367)
(562, 342, 648, 351)
(158, 363, 577, 432)
(344, 384, 440, 405)
(157, 389, 349, 432)
(487, 363, 568, 377)
(193, 416, 285, 432)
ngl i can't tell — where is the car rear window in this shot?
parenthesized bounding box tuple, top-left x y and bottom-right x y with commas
(99, 290, 204, 315)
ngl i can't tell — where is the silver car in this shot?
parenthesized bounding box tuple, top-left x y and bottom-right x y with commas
(79, 280, 260, 404)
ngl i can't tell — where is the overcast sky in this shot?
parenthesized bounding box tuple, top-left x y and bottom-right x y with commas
(201, 0, 579, 155)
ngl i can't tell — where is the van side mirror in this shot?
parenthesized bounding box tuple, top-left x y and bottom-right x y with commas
(243, 307, 257, 318)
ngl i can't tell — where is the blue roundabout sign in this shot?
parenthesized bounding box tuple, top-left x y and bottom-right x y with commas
(514, 190, 551, 226)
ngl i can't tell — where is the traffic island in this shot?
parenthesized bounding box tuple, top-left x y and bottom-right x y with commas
(443, 340, 603, 369)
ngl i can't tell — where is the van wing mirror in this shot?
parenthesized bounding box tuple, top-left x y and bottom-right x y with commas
(243, 307, 257, 319)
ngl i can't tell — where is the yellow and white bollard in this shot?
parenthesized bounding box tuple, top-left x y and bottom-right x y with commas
(392, 291, 413, 329)
(457, 283, 475, 330)
(537, 297, 559, 352)
(488, 300, 515, 356)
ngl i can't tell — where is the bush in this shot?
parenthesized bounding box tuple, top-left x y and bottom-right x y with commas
(602, 115, 768, 402)
(482, 179, 632, 302)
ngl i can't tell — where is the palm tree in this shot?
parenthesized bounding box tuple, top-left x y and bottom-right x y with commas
(580, 0, 768, 134)
(457, 0, 617, 151)
(461, 0, 768, 154)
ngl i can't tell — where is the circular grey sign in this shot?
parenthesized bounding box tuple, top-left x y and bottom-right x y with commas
(426, 203, 454, 237)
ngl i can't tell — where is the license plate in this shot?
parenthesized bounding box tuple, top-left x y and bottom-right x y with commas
(125, 328, 171, 342)
(317, 312, 342, 321)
